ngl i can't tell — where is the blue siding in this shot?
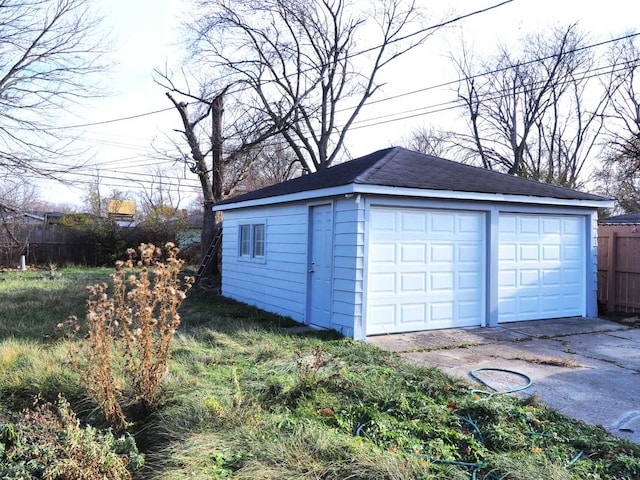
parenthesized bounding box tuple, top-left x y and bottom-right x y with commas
(587, 211, 599, 317)
(219, 192, 601, 340)
(221, 203, 308, 321)
(331, 198, 366, 339)
(220, 197, 366, 338)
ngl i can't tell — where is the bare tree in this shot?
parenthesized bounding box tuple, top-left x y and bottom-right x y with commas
(187, 0, 431, 173)
(156, 81, 272, 265)
(454, 24, 610, 187)
(594, 35, 640, 212)
(82, 168, 105, 217)
(0, 180, 41, 266)
(400, 125, 455, 158)
(136, 166, 184, 218)
(237, 138, 302, 192)
(0, 0, 108, 178)
(162, 0, 433, 268)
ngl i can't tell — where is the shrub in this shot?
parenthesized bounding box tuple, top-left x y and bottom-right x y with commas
(0, 395, 143, 479)
(65, 243, 193, 430)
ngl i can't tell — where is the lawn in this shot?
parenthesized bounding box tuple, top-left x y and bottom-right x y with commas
(1, 266, 639, 479)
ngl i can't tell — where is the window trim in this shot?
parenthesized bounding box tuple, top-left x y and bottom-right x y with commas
(238, 222, 266, 262)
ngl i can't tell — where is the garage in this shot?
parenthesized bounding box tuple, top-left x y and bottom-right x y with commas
(214, 147, 611, 340)
(498, 213, 585, 323)
(366, 207, 485, 335)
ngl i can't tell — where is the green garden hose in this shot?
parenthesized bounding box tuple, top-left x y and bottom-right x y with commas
(468, 367, 533, 400)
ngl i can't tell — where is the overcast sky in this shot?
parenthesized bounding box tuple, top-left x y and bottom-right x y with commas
(37, 0, 640, 209)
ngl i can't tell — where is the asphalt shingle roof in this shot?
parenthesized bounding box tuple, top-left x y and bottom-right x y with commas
(600, 212, 640, 224)
(217, 147, 608, 206)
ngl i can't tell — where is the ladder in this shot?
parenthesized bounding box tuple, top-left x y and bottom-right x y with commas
(195, 226, 222, 283)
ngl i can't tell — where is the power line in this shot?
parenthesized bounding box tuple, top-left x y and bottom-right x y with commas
(223, 0, 517, 98)
(41, 1, 514, 133)
(337, 31, 640, 130)
(47, 106, 176, 130)
(39, 167, 202, 188)
(342, 30, 640, 114)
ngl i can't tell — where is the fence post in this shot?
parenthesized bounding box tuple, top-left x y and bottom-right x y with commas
(606, 231, 617, 312)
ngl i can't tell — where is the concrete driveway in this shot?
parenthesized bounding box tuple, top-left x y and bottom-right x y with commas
(368, 317, 640, 445)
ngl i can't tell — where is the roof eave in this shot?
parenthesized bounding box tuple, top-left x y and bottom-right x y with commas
(352, 184, 614, 208)
(212, 185, 357, 211)
(212, 183, 613, 211)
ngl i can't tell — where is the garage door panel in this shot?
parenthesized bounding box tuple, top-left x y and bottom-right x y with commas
(563, 268, 582, 285)
(519, 295, 540, 313)
(459, 301, 482, 319)
(520, 244, 539, 261)
(459, 244, 480, 263)
(370, 243, 395, 263)
(401, 212, 426, 232)
(542, 269, 561, 286)
(498, 214, 585, 323)
(367, 207, 485, 335)
(543, 217, 561, 233)
(400, 303, 426, 323)
(431, 213, 455, 232)
(520, 217, 539, 233)
(458, 214, 482, 232)
(520, 269, 540, 286)
(499, 269, 516, 287)
(564, 246, 582, 261)
(430, 302, 454, 321)
(400, 272, 426, 293)
(500, 215, 517, 233)
(371, 209, 396, 231)
(400, 244, 426, 263)
(499, 244, 517, 261)
(542, 245, 560, 261)
(368, 273, 395, 293)
(430, 244, 454, 262)
(430, 272, 454, 291)
(368, 304, 395, 326)
(459, 271, 481, 290)
(563, 218, 582, 234)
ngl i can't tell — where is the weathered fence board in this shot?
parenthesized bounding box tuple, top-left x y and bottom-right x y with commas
(598, 226, 640, 313)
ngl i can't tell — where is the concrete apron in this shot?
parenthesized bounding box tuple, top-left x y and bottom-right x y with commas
(367, 317, 640, 445)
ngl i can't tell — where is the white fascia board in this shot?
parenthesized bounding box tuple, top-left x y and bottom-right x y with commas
(351, 185, 615, 209)
(212, 183, 614, 211)
(212, 185, 357, 211)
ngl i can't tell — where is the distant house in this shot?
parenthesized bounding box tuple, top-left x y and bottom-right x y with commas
(600, 212, 640, 230)
(176, 213, 203, 249)
(108, 200, 136, 227)
(0, 204, 47, 266)
(213, 147, 613, 339)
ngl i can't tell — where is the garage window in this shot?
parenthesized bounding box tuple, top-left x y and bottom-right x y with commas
(239, 223, 266, 260)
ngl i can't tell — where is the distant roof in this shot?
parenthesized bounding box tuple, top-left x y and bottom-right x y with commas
(108, 199, 136, 215)
(216, 147, 607, 206)
(600, 212, 640, 224)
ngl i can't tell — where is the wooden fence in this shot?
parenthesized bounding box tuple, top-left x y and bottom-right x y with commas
(597, 225, 640, 313)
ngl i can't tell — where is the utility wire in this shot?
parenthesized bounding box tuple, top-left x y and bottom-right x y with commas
(348, 60, 635, 130)
(340, 30, 640, 114)
(44, 1, 514, 132)
(47, 106, 175, 130)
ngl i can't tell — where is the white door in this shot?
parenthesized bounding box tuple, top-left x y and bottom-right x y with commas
(366, 207, 485, 335)
(307, 204, 333, 328)
(498, 214, 585, 323)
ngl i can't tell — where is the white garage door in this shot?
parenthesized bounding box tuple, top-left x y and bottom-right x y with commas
(366, 207, 485, 335)
(498, 214, 585, 323)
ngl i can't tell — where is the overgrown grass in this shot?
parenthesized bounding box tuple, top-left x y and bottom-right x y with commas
(0, 267, 112, 341)
(2, 268, 640, 479)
